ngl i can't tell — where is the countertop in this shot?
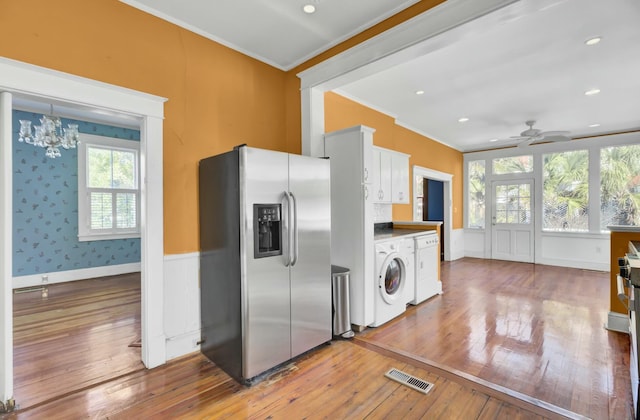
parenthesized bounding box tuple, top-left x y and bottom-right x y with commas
(392, 220, 443, 226)
(373, 228, 436, 241)
(608, 225, 640, 233)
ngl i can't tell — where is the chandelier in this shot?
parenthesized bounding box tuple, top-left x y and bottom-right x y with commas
(18, 106, 80, 158)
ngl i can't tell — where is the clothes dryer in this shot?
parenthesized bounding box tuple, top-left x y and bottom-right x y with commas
(371, 238, 409, 327)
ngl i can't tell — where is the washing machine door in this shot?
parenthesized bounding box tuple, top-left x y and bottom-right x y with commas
(378, 253, 406, 304)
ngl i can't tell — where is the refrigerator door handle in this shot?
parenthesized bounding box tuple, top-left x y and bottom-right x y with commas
(289, 191, 298, 266)
(283, 191, 292, 267)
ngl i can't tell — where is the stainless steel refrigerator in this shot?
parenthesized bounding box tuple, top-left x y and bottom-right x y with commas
(198, 145, 331, 385)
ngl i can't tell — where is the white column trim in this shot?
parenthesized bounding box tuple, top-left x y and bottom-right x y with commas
(140, 115, 166, 367)
(301, 87, 325, 157)
(0, 91, 14, 404)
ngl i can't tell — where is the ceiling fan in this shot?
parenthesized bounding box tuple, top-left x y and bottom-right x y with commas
(508, 120, 571, 148)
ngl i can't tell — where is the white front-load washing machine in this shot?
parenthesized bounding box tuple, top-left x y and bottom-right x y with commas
(370, 238, 409, 327)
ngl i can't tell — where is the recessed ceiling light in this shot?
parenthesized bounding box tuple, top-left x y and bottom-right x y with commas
(588, 123, 601, 128)
(303, 4, 316, 13)
(458, 117, 469, 123)
(585, 36, 602, 46)
(415, 90, 425, 95)
(584, 88, 600, 96)
(489, 138, 498, 142)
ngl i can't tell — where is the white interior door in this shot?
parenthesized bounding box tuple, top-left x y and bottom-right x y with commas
(491, 180, 534, 263)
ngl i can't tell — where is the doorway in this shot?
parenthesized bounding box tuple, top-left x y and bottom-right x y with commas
(490, 179, 534, 263)
(1, 58, 166, 406)
(422, 178, 445, 260)
(412, 166, 453, 261)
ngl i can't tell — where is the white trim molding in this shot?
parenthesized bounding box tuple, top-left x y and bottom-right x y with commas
(413, 165, 455, 261)
(297, 0, 518, 157)
(13, 263, 141, 290)
(0, 91, 14, 403)
(0, 56, 167, 388)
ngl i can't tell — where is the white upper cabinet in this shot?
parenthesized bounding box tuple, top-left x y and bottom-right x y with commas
(372, 147, 392, 203)
(391, 151, 410, 204)
(373, 146, 410, 204)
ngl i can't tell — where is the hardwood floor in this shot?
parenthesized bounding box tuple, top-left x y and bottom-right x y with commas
(360, 258, 633, 419)
(6, 259, 633, 418)
(12, 274, 143, 410)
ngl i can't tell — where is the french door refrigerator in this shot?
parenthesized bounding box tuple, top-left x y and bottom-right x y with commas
(199, 145, 331, 385)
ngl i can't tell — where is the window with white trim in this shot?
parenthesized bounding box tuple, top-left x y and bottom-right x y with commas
(78, 134, 140, 241)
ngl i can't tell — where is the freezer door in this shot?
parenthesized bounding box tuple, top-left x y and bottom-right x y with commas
(241, 147, 292, 379)
(288, 154, 332, 357)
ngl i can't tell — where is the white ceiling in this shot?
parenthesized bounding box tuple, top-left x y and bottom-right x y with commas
(33, 0, 639, 152)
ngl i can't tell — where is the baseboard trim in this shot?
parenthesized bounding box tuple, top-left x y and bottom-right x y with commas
(536, 257, 608, 272)
(12, 262, 141, 289)
(606, 311, 630, 334)
(166, 330, 201, 361)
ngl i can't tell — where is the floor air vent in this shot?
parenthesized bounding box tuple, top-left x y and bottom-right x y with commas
(385, 368, 434, 394)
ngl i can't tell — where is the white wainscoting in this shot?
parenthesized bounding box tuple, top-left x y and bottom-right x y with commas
(163, 252, 201, 360)
(449, 228, 465, 261)
(463, 229, 485, 259)
(13, 262, 141, 289)
(463, 230, 609, 271)
(538, 234, 609, 271)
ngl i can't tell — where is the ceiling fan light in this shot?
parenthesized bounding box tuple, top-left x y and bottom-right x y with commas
(303, 4, 316, 13)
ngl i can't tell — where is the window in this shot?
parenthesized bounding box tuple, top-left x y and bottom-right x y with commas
(492, 155, 533, 174)
(542, 150, 589, 232)
(601, 144, 640, 229)
(78, 134, 140, 241)
(495, 183, 531, 224)
(468, 160, 485, 228)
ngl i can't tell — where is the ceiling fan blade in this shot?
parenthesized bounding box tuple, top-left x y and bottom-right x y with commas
(517, 138, 535, 148)
(543, 134, 571, 142)
(538, 130, 570, 137)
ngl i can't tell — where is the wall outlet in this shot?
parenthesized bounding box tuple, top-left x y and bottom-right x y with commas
(41, 275, 48, 283)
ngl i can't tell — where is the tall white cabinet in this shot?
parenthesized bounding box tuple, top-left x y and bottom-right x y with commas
(325, 125, 375, 328)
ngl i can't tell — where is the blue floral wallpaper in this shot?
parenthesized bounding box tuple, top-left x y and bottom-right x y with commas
(12, 109, 141, 277)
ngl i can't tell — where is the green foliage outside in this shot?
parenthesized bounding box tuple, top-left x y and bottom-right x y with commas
(543, 150, 589, 231)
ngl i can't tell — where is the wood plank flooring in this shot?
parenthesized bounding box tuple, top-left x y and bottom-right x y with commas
(12, 274, 143, 410)
(6, 259, 633, 418)
(359, 258, 633, 419)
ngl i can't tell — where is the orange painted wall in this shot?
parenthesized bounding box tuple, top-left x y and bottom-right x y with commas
(0, 0, 293, 254)
(1, 0, 450, 254)
(325, 92, 463, 229)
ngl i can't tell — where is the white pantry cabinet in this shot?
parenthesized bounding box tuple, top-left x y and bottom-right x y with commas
(324, 125, 375, 328)
(373, 146, 410, 204)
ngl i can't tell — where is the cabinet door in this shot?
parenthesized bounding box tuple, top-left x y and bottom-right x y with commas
(391, 152, 410, 204)
(373, 148, 392, 203)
